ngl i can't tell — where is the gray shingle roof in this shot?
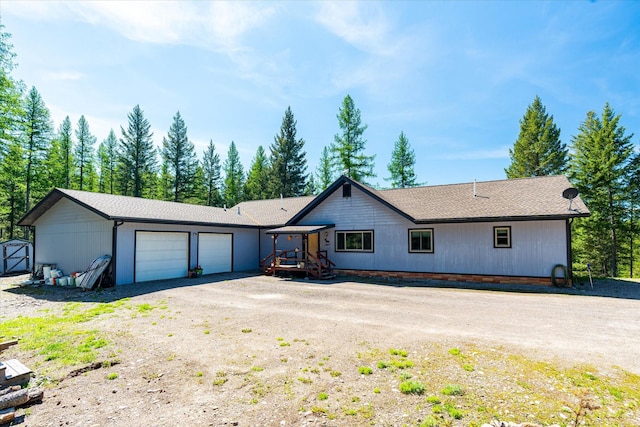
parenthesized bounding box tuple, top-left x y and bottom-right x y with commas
(20, 176, 589, 229)
(20, 188, 259, 227)
(234, 196, 316, 227)
(378, 175, 589, 222)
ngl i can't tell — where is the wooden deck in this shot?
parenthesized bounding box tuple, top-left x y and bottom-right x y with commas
(260, 250, 335, 280)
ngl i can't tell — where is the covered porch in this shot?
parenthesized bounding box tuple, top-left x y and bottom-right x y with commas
(261, 225, 336, 279)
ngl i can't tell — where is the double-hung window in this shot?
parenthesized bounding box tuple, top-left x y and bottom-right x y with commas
(409, 229, 434, 253)
(494, 226, 511, 248)
(335, 230, 373, 252)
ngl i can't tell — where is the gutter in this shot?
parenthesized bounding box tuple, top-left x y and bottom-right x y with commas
(112, 221, 124, 285)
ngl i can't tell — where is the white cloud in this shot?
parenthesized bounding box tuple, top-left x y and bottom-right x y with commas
(315, 2, 392, 55)
(4, 1, 275, 53)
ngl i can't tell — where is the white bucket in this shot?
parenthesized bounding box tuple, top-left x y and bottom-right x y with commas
(58, 277, 68, 286)
(43, 266, 52, 279)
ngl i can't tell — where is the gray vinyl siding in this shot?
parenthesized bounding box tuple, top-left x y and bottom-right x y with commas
(299, 185, 568, 278)
(32, 198, 112, 277)
(116, 223, 259, 285)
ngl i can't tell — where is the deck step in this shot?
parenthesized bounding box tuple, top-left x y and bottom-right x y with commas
(0, 359, 32, 386)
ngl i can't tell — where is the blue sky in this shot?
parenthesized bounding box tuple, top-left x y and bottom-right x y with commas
(2, 1, 639, 187)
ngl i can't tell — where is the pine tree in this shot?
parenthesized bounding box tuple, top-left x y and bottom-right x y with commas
(43, 137, 66, 189)
(202, 140, 222, 206)
(0, 142, 26, 239)
(74, 115, 96, 191)
(223, 141, 244, 207)
(506, 96, 567, 178)
(331, 95, 375, 183)
(118, 105, 157, 197)
(316, 146, 333, 191)
(305, 174, 318, 196)
(268, 106, 308, 197)
(21, 87, 53, 220)
(386, 131, 419, 188)
(97, 129, 118, 194)
(569, 103, 634, 277)
(57, 116, 74, 188)
(244, 146, 270, 200)
(0, 24, 23, 156)
(161, 111, 198, 202)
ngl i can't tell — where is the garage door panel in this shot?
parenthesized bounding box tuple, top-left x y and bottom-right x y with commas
(136, 232, 188, 282)
(198, 233, 232, 274)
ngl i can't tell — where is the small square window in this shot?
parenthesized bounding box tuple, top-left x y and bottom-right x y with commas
(342, 183, 351, 197)
(409, 229, 434, 253)
(494, 226, 511, 248)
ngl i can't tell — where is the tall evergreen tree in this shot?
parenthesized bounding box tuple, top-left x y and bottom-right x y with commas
(0, 142, 26, 239)
(74, 115, 96, 191)
(97, 129, 118, 194)
(569, 103, 634, 277)
(268, 106, 308, 197)
(305, 174, 318, 196)
(244, 146, 270, 200)
(202, 140, 222, 206)
(118, 105, 157, 197)
(506, 96, 567, 178)
(43, 137, 66, 189)
(331, 94, 375, 183)
(386, 131, 418, 188)
(316, 146, 333, 191)
(57, 116, 74, 188)
(161, 111, 198, 202)
(21, 87, 53, 221)
(0, 24, 23, 155)
(223, 141, 244, 207)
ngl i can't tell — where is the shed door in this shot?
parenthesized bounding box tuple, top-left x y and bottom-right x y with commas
(198, 233, 232, 274)
(135, 232, 189, 282)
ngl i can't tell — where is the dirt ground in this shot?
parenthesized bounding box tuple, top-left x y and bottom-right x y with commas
(1, 272, 639, 426)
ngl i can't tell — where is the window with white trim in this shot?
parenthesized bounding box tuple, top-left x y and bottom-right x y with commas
(494, 226, 511, 248)
(335, 230, 373, 252)
(409, 229, 434, 253)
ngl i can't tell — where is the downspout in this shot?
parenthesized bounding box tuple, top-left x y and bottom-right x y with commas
(566, 218, 574, 286)
(30, 226, 35, 277)
(112, 221, 124, 285)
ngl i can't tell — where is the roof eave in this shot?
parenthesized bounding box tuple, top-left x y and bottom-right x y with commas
(413, 212, 591, 224)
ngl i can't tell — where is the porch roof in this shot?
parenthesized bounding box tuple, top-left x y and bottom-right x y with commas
(265, 224, 335, 235)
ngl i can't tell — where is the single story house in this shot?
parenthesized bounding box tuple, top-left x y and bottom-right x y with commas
(19, 175, 589, 286)
(0, 239, 33, 275)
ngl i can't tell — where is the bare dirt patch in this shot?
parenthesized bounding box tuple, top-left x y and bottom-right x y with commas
(1, 273, 639, 426)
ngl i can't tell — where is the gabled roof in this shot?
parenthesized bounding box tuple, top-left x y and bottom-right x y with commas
(19, 188, 259, 227)
(288, 175, 589, 225)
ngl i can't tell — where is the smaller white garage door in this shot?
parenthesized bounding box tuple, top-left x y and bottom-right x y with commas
(198, 233, 232, 274)
(136, 231, 189, 282)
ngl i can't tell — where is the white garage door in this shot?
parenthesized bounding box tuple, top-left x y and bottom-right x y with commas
(135, 231, 189, 282)
(198, 233, 232, 274)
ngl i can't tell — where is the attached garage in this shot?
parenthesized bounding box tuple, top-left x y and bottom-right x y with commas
(135, 231, 189, 282)
(198, 233, 232, 274)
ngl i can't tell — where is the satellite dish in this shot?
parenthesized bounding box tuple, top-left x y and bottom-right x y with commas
(562, 187, 579, 211)
(562, 187, 579, 200)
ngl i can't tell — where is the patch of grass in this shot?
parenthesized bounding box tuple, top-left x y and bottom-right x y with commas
(463, 364, 474, 372)
(351, 396, 360, 403)
(419, 416, 439, 427)
(311, 406, 326, 414)
(344, 408, 357, 416)
(203, 330, 210, 335)
(391, 359, 414, 369)
(241, 328, 252, 333)
(373, 387, 381, 394)
(448, 347, 461, 356)
(213, 371, 227, 386)
(329, 370, 341, 377)
(195, 371, 203, 377)
(445, 403, 463, 419)
(106, 372, 118, 380)
(249, 398, 258, 405)
(358, 366, 373, 375)
(317, 392, 328, 401)
(279, 341, 290, 347)
(297, 377, 312, 384)
(251, 366, 264, 372)
(280, 357, 288, 363)
(136, 303, 155, 313)
(389, 348, 408, 357)
(426, 395, 441, 404)
(399, 379, 426, 395)
(276, 337, 284, 341)
(377, 361, 388, 369)
(441, 384, 464, 396)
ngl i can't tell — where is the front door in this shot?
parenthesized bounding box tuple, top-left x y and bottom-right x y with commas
(307, 233, 319, 256)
